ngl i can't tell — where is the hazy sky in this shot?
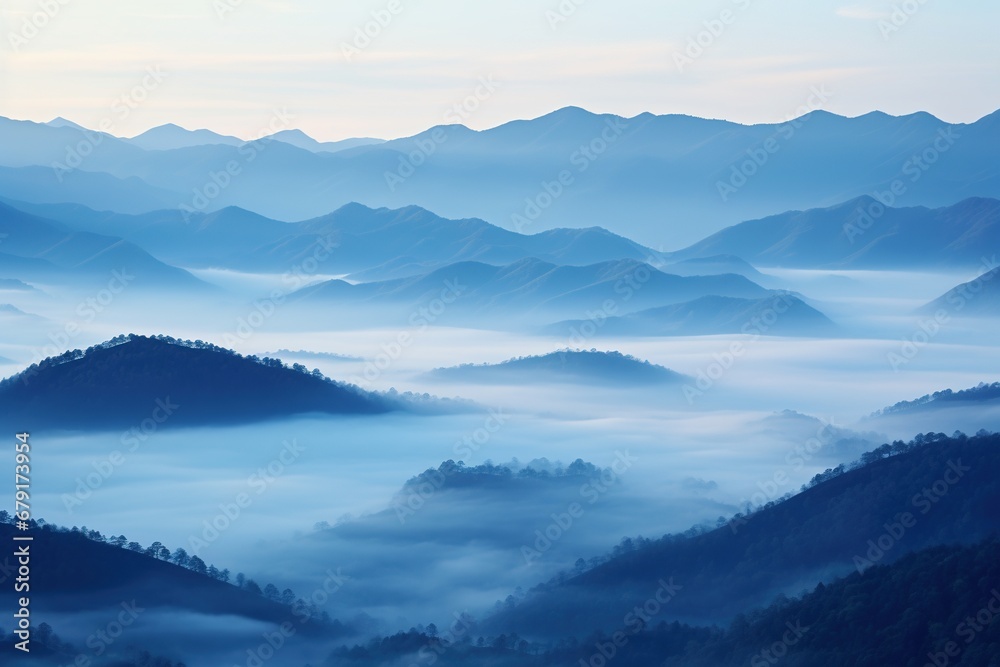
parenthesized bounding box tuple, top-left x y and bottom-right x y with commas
(1, 0, 997, 140)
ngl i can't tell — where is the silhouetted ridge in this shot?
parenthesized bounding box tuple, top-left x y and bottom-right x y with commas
(327, 539, 1000, 666)
(0, 334, 393, 429)
(485, 431, 1000, 636)
(873, 382, 1000, 416)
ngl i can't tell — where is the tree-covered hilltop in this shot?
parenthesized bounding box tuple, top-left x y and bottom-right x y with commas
(426, 349, 689, 385)
(0, 334, 395, 429)
(398, 457, 606, 493)
(873, 382, 1000, 416)
(0, 517, 340, 628)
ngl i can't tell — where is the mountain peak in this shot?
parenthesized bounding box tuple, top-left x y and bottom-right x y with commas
(46, 116, 87, 130)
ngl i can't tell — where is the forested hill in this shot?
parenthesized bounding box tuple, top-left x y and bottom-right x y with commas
(873, 382, 1000, 416)
(486, 431, 1000, 636)
(0, 334, 394, 430)
(327, 539, 1000, 667)
(426, 350, 688, 385)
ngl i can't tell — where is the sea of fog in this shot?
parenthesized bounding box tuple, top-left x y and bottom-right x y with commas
(4, 266, 1000, 631)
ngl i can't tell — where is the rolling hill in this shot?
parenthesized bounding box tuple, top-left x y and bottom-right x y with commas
(483, 431, 1000, 637)
(425, 350, 689, 385)
(0, 334, 394, 430)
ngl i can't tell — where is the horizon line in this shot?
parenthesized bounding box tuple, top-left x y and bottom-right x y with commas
(4, 105, 996, 145)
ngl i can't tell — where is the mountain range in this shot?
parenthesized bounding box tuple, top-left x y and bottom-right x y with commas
(2, 108, 998, 245)
(0, 201, 208, 289)
(287, 257, 772, 326)
(670, 197, 1000, 269)
(1, 199, 661, 276)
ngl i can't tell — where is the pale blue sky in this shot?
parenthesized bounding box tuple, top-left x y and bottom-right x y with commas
(1, 0, 997, 140)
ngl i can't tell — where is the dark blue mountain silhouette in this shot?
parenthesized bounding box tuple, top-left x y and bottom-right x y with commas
(485, 431, 1000, 635)
(0, 334, 393, 430)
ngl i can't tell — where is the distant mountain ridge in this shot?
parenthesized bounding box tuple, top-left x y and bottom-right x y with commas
(2, 107, 998, 245)
(0, 201, 208, 289)
(1, 199, 663, 276)
(670, 197, 1000, 269)
(288, 257, 772, 326)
